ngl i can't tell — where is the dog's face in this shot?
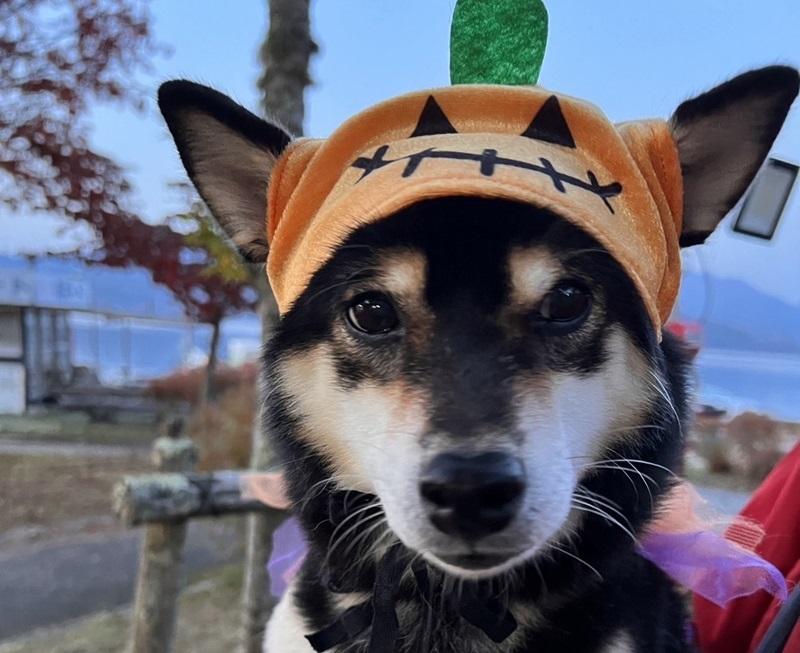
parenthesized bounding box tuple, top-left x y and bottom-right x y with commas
(159, 67, 798, 579)
(271, 200, 657, 577)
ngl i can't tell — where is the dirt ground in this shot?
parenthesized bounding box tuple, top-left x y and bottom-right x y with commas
(0, 564, 245, 653)
(0, 448, 150, 548)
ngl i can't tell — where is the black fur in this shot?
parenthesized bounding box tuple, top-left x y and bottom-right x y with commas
(157, 80, 292, 262)
(158, 80, 292, 167)
(672, 66, 798, 139)
(262, 198, 694, 652)
(673, 65, 799, 247)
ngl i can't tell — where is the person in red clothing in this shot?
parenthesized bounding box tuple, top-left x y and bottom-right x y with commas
(693, 442, 800, 652)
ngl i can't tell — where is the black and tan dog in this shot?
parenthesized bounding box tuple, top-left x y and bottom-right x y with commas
(159, 67, 798, 652)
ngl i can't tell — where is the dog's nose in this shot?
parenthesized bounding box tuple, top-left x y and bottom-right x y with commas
(419, 451, 525, 541)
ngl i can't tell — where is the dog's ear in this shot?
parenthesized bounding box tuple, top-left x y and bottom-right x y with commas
(158, 80, 293, 263)
(669, 66, 798, 246)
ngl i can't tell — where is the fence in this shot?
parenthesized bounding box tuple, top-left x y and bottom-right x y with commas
(112, 423, 286, 653)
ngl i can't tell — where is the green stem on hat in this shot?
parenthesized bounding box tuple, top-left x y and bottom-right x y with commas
(450, 0, 548, 86)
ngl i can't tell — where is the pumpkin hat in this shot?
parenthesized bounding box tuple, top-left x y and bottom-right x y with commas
(265, 0, 683, 333)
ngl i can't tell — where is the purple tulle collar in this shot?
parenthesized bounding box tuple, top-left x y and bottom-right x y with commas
(241, 474, 787, 607)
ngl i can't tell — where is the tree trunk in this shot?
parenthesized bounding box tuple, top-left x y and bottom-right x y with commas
(201, 319, 222, 405)
(257, 0, 316, 136)
(241, 3, 315, 652)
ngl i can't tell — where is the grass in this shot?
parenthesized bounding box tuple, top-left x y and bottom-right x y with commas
(0, 450, 150, 546)
(684, 465, 759, 493)
(0, 411, 156, 447)
(0, 564, 246, 653)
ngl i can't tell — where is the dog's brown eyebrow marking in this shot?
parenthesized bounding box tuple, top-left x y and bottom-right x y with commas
(374, 249, 428, 299)
(507, 247, 561, 309)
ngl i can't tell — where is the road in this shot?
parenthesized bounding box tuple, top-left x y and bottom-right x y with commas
(0, 438, 148, 458)
(0, 518, 244, 641)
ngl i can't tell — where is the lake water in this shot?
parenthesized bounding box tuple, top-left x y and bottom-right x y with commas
(694, 349, 800, 421)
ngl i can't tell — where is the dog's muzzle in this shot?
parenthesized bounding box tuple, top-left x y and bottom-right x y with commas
(419, 451, 526, 541)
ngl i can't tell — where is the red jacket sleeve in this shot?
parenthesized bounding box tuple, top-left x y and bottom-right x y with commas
(693, 443, 800, 653)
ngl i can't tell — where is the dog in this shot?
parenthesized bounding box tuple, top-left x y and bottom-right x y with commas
(159, 66, 798, 652)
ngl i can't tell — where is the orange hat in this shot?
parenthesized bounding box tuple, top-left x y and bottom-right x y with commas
(265, 84, 683, 331)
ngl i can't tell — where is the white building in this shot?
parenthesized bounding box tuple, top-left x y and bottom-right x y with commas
(0, 257, 260, 415)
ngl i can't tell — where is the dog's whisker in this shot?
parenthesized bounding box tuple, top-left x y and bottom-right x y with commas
(367, 524, 397, 559)
(570, 501, 637, 541)
(344, 515, 387, 556)
(572, 492, 635, 533)
(646, 370, 684, 439)
(573, 485, 623, 510)
(581, 455, 668, 486)
(601, 457, 680, 480)
(580, 461, 642, 501)
(604, 423, 668, 436)
(584, 463, 659, 507)
(326, 508, 384, 566)
(531, 555, 548, 597)
(293, 473, 369, 511)
(565, 424, 667, 462)
(548, 542, 604, 581)
(341, 517, 388, 559)
(327, 516, 382, 560)
(326, 500, 383, 547)
(573, 486, 626, 516)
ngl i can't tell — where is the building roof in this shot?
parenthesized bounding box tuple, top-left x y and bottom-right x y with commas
(0, 256, 190, 321)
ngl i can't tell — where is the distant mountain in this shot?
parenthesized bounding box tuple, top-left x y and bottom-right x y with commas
(677, 272, 800, 353)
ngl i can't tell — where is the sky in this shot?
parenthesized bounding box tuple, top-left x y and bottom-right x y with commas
(3, 0, 800, 306)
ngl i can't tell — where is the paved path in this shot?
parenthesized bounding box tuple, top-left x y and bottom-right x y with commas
(0, 518, 244, 641)
(0, 438, 148, 458)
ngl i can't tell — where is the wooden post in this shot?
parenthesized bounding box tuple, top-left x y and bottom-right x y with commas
(129, 419, 198, 653)
(113, 470, 277, 526)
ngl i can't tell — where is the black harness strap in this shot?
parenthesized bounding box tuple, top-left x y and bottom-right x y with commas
(367, 544, 405, 653)
(457, 583, 518, 643)
(305, 545, 519, 652)
(304, 492, 519, 652)
(305, 602, 374, 651)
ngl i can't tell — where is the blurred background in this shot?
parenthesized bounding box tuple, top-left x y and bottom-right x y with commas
(0, 1, 798, 651)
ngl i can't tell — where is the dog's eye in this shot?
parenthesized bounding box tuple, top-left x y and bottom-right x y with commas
(346, 292, 399, 335)
(539, 282, 591, 326)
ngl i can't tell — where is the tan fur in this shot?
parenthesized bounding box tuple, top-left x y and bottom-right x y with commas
(602, 630, 636, 653)
(593, 328, 656, 445)
(506, 246, 561, 309)
(278, 344, 430, 493)
(371, 249, 434, 352)
(374, 249, 428, 301)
